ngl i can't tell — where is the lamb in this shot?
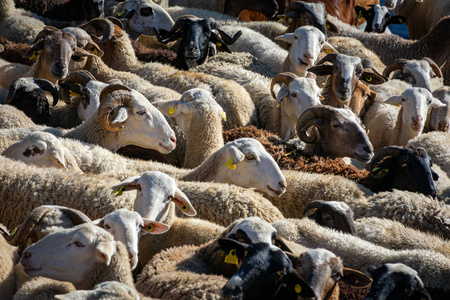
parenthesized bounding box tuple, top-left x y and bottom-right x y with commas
(2, 131, 82, 173)
(79, 17, 258, 129)
(363, 87, 445, 152)
(110, 171, 225, 269)
(384, 0, 450, 39)
(0, 27, 97, 88)
(1, 77, 59, 125)
(272, 217, 450, 292)
(168, 0, 279, 19)
(0, 0, 45, 44)
(407, 131, 450, 177)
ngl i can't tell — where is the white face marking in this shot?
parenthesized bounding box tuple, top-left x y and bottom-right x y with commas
(227, 217, 276, 244)
(304, 248, 337, 266)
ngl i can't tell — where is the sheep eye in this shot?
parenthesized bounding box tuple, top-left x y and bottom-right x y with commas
(427, 100, 431, 105)
(401, 98, 406, 102)
(104, 224, 111, 230)
(245, 155, 256, 160)
(294, 36, 298, 40)
(291, 93, 297, 98)
(332, 124, 340, 128)
(431, 73, 436, 78)
(74, 241, 86, 248)
(136, 110, 145, 115)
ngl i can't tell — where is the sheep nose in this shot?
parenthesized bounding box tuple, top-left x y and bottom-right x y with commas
(412, 116, 423, 124)
(187, 45, 197, 54)
(374, 24, 381, 30)
(170, 136, 176, 144)
(22, 251, 32, 260)
(54, 62, 65, 70)
(363, 146, 372, 153)
(279, 181, 287, 190)
(303, 53, 314, 59)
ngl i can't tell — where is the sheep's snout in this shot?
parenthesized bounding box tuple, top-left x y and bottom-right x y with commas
(410, 116, 424, 131)
(220, 280, 243, 300)
(438, 120, 449, 132)
(20, 251, 41, 274)
(51, 61, 68, 79)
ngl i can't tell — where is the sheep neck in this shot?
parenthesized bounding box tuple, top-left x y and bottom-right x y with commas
(78, 242, 134, 290)
(27, 57, 58, 85)
(321, 76, 345, 108)
(181, 149, 225, 182)
(394, 106, 422, 146)
(62, 116, 123, 152)
(182, 109, 224, 169)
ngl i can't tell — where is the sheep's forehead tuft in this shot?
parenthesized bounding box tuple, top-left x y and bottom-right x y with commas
(327, 201, 352, 214)
(303, 248, 337, 265)
(72, 224, 114, 243)
(140, 171, 177, 192)
(290, 77, 320, 95)
(105, 209, 142, 225)
(228, 217, 276, 244)
(25, 132, 58, 144)
(336, 108, 360, 124)
(231, 138, 264, 151)
(405, 60, 432, 73)
(385, 263, 419, 277)
(293, 26, 325, 40)
(402, 87, 431, 102)
(373, 4, 389, 15)
(336, 55, 361, 67)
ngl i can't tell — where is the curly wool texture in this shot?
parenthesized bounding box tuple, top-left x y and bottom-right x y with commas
(0, 105, 36, 129)
(131, 39, 177, 65)
(272, 217, 450, 291)
(0, 36, 32, 66)
(13, 278, 75, 300)
(0, 234, 19, 299)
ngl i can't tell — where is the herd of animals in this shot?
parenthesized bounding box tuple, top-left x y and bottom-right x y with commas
(0, 0, 449, 299)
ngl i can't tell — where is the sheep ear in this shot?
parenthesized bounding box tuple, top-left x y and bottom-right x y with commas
(51, 149, 67, 169)
(93, 218, 105, 227)
(158, 101, 194, 118)
(355, 6, 367, 20)
(321, 42, 339, 54)
(140, 218, 170, 235)
(326, 20, 339, 34)
(385, 95, 403, 106)
(275, 86, 290, 107)
(225, 145, 245, 168)
(84, 42, 104, 57)
(360, 72, 387, 85)
(275, 33, 295, 44)
(284, 270, 316, 298)
(430, 97, 445, 108)
(342, 268, 373, 287)
(218, 238, 248, 260)
(308, 65, 333, 76)
(94, 241, 116, 266)
(431, 169, 439, 181)
(171, 187, 197, 216)
(111, 107, 128, 125)
(388, 16, 406, 25)
(111, 176, 141, 196)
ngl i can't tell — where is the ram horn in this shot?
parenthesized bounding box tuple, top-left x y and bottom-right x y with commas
(369, 146, 403, 178)
(296, 106, 334, 143)
(303, 200, 329, 217)
(422, 57, 442, 78)
(33, 79, 59, 107)
(98, 84, 133, 132)
(59, 71, 96, 103)
(270, 72, 298, 99)
(58, 207, 92, 225)
(79, 18, 116, 43)
(7, 206, 54, 247)
(382, 59, 407, 78)
(156, 16, 193, 43)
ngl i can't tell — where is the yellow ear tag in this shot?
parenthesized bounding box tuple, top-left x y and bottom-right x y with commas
(111, 186, 125, 197)
(117, 11, 126, 17)
(10, 226, 17, 237)
(366, 76, 373, 82)
(147, 224, 154, 232)
(69, 91, 80, 97)
(371, 167, 380, 172)
(225, 157, 236, 170)
(29, 51, 39, 61)
(399, 19, 403, 24)
(378, 169, 389, 175)
(169, 107, 175, 115)
(287, 17, 292, 23)
(276, 103, 280, 108)
(295, 284, 302, 294)
(92, 48, 98, 56)
(326, 49, 332, 54)
(216, 42, 222, 47)
(222, 111, 227, 121)
(357, 11, 363, 19)
(326, 24, 330, 30)
(224, 249, 239, 265)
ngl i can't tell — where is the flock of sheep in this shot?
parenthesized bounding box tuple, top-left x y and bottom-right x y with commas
(0, 0, 449, 299)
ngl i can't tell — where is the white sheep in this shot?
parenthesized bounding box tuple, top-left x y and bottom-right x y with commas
(363, 87, 445, 152)
(110, 171, 225, 269)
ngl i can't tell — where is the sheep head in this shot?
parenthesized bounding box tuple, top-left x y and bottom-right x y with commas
(98, 84, 176, 153)
(296, 106, 374, 162)
(429, 87, 450, 132)
(275, 26, 338, 76)
(355, 5, 406, 33)
(93, 208, 169, 270)
(303, 200, 356, 235)
(368, 146, 439, 197)
(271, 72, 322, 141)
(156, 16, 242, 70)
(277, 1, 338, 38)
(308, 53, 387, 104)
(293, 249, 372, 300)
(113, 0, 174, 38)
(219, 240, 315, 300)
(2, 132, 82, 173)
(111, 171, 196, 222)
(20, 224, 116, 286)
(2, 77, 58, 125)
(383, 58, 442, 92)
(23, 27, 96, 82)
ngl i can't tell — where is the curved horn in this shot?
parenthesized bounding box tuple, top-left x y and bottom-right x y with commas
(98, 84, 133, 132)
(296, 106, 334, 143)
(58, 71, 96, 103)
(79, 18, 116, 43)
(316, 53, 338, 66)
(369, 146, 403, 178)
(61, 70, 96, 86)
(58, 207, 92, 225)
(106, 17, 124, 30)
(303, 200, 328, 217)
(156, 16, 192, 43)
(7, 206, 54, 246)
(270, 72, 298, 99)
(382, 59, 407, 78)
(33, 79, 59, 107)
(422, 57, 442, 78)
